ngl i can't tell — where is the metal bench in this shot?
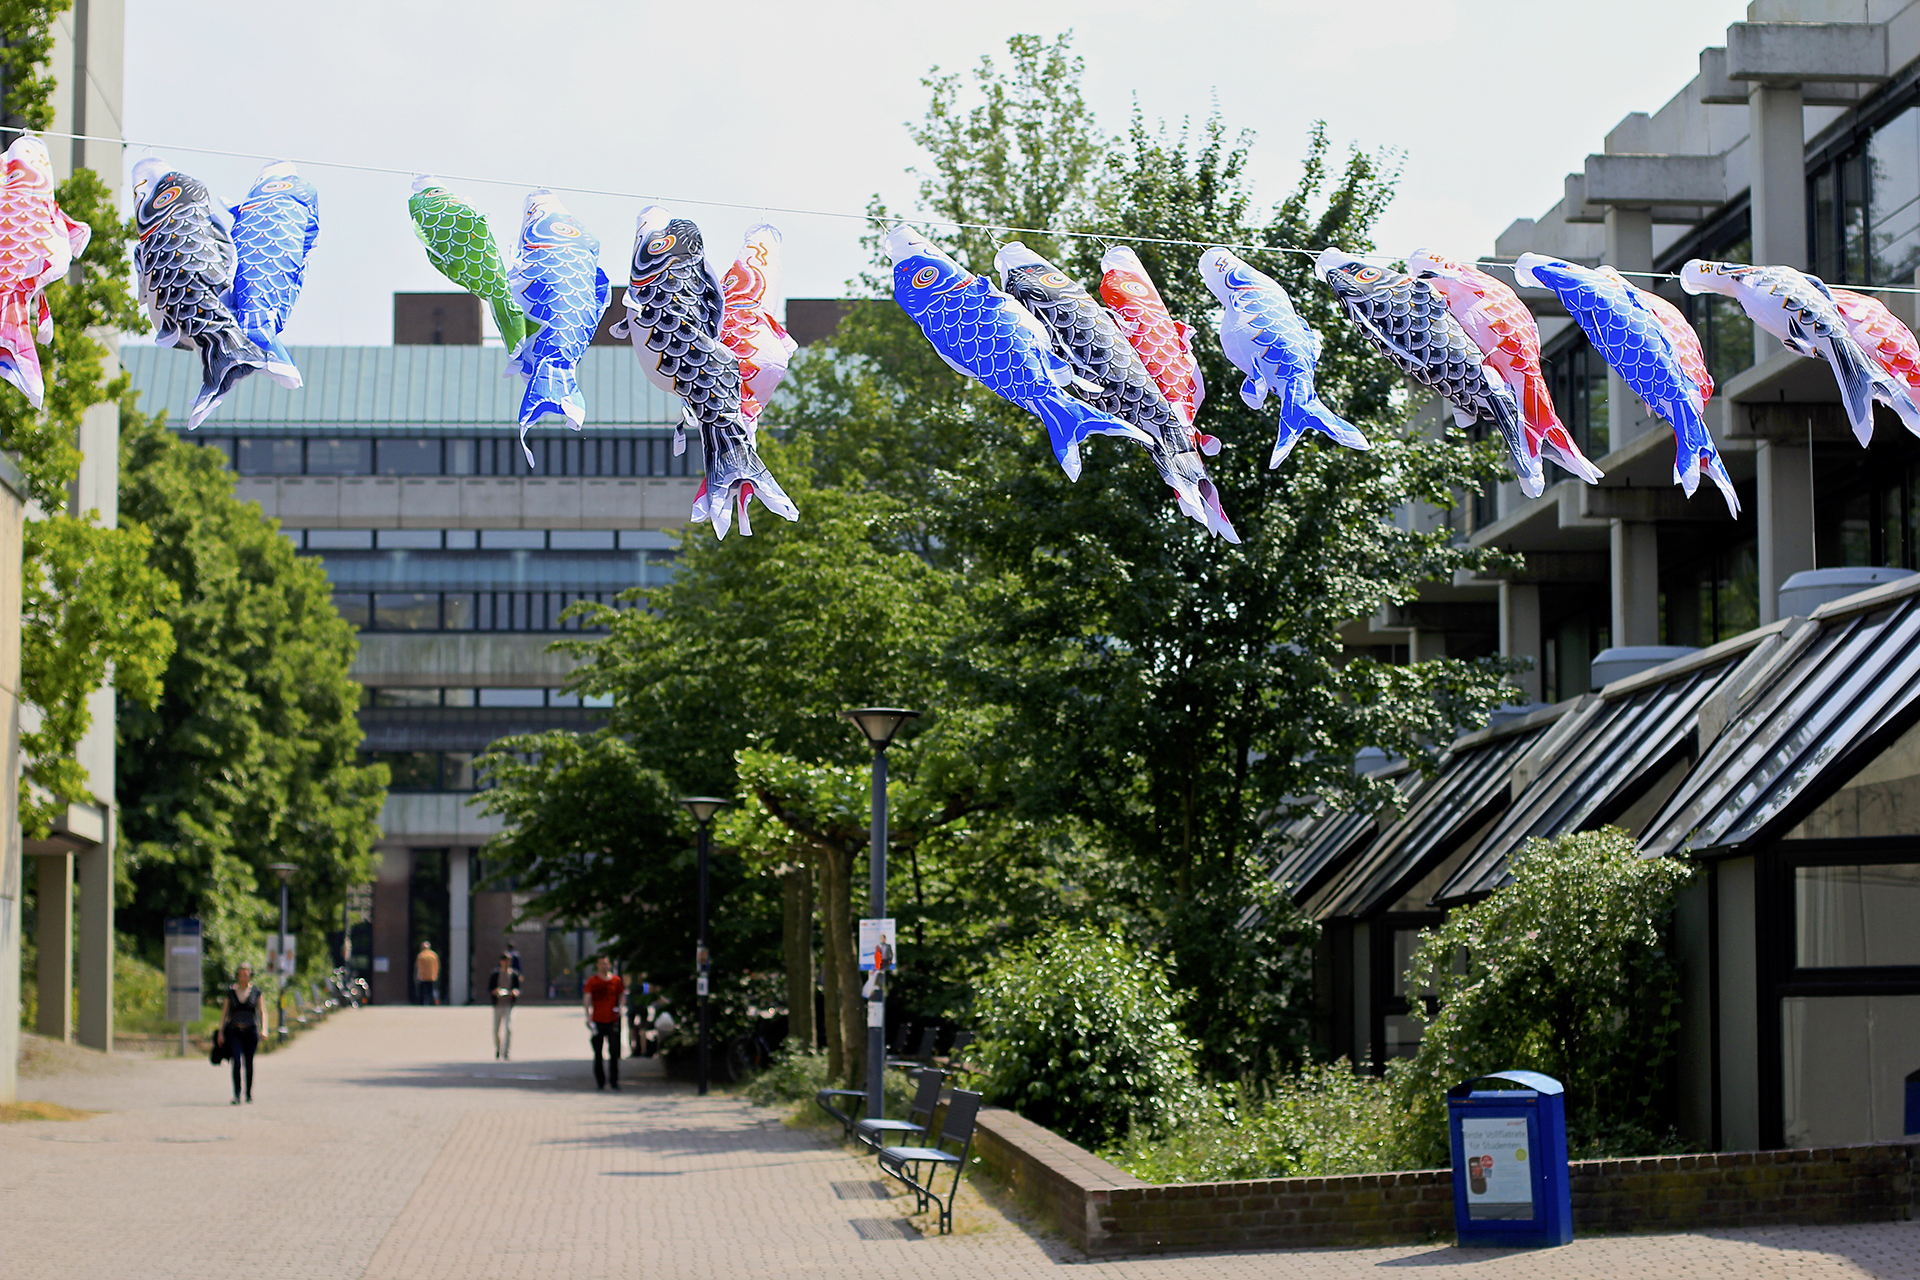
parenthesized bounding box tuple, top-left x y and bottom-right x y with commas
(877, 1088, 980, 1235)
(852, 1067, 943, 1151)
(885, 1025, 938, 1070)
(813, 1085, 868, 1139)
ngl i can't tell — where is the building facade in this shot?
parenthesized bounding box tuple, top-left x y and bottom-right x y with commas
(125, 300, 701, 1007)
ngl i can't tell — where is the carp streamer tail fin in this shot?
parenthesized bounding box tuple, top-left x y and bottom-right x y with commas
(1033, 391, 1150, 482)
(519, 360, 586, 435)
(0, 292, 46, 409)
(190, 328, 269, 429)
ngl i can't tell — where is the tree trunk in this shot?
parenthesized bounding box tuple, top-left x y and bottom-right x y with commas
(823, 841, 864, 1089)
(781, 861, 814, 1051)
(820, 851, 844, 1082)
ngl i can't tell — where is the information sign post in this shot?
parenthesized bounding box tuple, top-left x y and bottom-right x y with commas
(164, 918, 203, 1057)
(1447, 1070, 1572, 1249)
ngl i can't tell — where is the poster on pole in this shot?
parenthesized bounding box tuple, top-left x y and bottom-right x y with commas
(164, 917, 203, 1022)
(1460, 1117, 1534, 1219)
(265, 934, 297, 978)
(857, 918, 896, 972)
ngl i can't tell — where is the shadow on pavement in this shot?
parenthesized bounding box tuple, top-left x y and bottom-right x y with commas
(338, 1058, 669, 1093)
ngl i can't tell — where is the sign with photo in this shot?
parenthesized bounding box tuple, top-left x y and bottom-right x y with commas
(857, 918, 897, 972)
(1460, 1116, 1534, 1220)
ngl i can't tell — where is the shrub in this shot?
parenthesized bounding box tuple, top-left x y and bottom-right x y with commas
(1110, 1060, 1411, 1182)
(744, 1047, 833, 1106)
(1392, 828, 1693, 1165)
(973, 927, 1206, 1149)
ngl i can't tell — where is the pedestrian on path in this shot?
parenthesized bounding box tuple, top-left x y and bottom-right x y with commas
(219, 963, 263, 1105)
(488, 952, 521, 1059)
(415, 940, 440, 1005)
(583, 955, 625, 1090)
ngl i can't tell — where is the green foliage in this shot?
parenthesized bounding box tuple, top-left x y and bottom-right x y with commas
(1110, 1061, 1409, 1182)
(2, 5, 176, 835)
(743, 1045, 834, 1107)
(1393, 829, 1694, 1166)
(973, 926, 1206, 1148)
(117, 409, 383, 980)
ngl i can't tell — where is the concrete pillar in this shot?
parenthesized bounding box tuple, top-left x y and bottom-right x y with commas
(1610, 520, 1662, 646)
(448, 848, 471, 1006)
(1717, 856, 1761, 1151)
(0, 461, 26, 1102)
(35, 854, 72, 1040)
(1749, 83, 1808, 362)
(1410, 630, 1448, 663)
(76, 837, 112, 1050)
(1758, 439, 1816, 622)
(1604, 206, 1656, 452)
(1499, 582, 1543, 703)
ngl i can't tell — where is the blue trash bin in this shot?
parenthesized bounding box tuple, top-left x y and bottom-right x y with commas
(1447, 1070, 1573, 1249)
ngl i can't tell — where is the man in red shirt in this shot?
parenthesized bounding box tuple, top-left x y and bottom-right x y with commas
(582, 955, 626, 1091)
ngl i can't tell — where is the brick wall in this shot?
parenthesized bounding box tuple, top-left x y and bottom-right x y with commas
(971, 1106, 1918, 1256)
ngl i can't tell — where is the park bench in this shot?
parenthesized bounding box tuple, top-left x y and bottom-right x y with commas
(885, 1025, 938, 1070)
(813, 1084, 867, 1139)
(852, 1067, 943, 1151)
(877, 1087, 981, 1236)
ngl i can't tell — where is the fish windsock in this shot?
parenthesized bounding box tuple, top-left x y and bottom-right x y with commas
(1201, 247, 1368, 469)
(1681, 259, 1920, 445)
(1595, 267, 1712, 414)
(1316, 248, 1540, 496)
(1830, 287, 1920, 403)
(614, 206, 797, 540)
(506, 190, 608, 453)
(1408, 248, 1602, 486)
(720, 223, 798, 424)
(409, 177, 530, 352)
(885, 225, 1150, 481)
(131, 157, 268, 429)
(1099, 245, 1212, 450)
(996, 242, 1236, 541)
(0, 135, 89, 409)
(227, 160, 318, 390)
(1519, 253, 1738, 516)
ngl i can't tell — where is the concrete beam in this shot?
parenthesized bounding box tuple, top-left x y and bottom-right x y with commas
(1457, 552, 1612, 586)
(1701, 43, 1872, 105)
(1725, 21, 1887, 84)
(1579, 486, 1743, 523)
(1563, 174, 1605, 224)
(1584, 153, 1728, 208)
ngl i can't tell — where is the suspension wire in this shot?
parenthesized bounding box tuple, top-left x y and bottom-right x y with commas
(20, 125, 1920, 295)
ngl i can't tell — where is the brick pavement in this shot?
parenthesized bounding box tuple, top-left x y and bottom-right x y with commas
(4, 1005, 1917, 1279)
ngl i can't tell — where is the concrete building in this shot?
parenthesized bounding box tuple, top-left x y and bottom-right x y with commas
(1291, 0, 1920, 1153)
(125, 297, 701, 1007)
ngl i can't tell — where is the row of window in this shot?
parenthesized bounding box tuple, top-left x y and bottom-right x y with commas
(1808, 104, 1920, 290)
(290, 527, 678, 552)
(334, 591, 638, 632)
(361, 686, 610, 709)
(194, 434, 700, 478)
(364, 750, 481, 793)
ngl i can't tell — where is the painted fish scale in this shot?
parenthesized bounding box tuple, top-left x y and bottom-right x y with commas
(408, 183, 528, 352)
(0, 136, 89, 406)
(228, 164, 318, 388)
(1597, 268, 1711, 407)
(1832, 288, 1920, 396)
(1099, 247, 1205, 431)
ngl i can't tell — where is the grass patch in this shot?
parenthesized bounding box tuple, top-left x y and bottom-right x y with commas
(1, 1100, 100, 1123)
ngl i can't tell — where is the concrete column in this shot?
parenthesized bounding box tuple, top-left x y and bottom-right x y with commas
(1604, 206, 1656, 452)
(448, 848, 471, 1006)
(0, 463, 26, 1102)
(1758, 439, 1816, 622)
(35, 854, 72, 1040)
(1717, 856, 1760, 1151)
(1610, 520, 1662, 646)
(1499, 582, 1543, 703)
(76, 836, 112, 1050)
(1749, 83, 1808, 363)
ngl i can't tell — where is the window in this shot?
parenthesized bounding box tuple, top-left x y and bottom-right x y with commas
(478, 688, 547, 707)
(1781, 994, 1920, 1145)
(442, 592, 475, 630)
(1680, 234, 1755, 386)
(368, 750, 439, 790)
(1660, 536, 1759, 647)
(375, 529, 443, 549)
(1795, 863, 1920, 967)
(333, 592, 370, 628)
(480, 530, 545, 550)
(443, 752, 477, 791)
(308, 529, 374, 550)
(307, 439, 372, 474)
(1809, 107, 1920, 288)
(1788, 717, 1920, 840)
(377, 439, 440, 475)
(373, 593, 440, 630)
(1542, 334, 1609, 460)
(370, 688, 440, 707)
(237, 438, 303, 474)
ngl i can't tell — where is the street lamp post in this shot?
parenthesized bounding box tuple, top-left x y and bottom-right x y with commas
(268, 863, 295, 1043)
(842, 708, 917, 1121)
(679, 797, 729, 1097)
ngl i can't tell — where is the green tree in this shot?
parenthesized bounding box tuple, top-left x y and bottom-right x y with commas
(116, 409, 384, 979)
(3, 0, 177, 834)
(1393, 829, 1694, 1164)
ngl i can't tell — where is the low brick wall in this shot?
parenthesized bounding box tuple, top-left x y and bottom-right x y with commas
(970, 1106, 1918, 1256)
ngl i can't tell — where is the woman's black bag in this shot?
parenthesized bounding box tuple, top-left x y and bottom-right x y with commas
(209, 1029, 227, 1066)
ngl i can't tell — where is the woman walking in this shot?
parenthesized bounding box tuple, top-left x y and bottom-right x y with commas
(219, 963, 263, 1104)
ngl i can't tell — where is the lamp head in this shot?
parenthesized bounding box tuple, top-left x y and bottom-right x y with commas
(267, 862, 296, 883)
(680, 796, 730, 825)
(843, 707, 918, 751)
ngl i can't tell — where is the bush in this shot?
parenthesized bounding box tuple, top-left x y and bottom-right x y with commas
(1110, 1060, 1412, 1182)
(744, 1047, 833, 1106)
(973, 927, 1206, 1149)
(1392, 828, 1694, 1165)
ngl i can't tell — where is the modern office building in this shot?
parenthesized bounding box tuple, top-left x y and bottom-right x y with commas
(1289, 0, 1920, 1154)
(125, 293, 702, 1006)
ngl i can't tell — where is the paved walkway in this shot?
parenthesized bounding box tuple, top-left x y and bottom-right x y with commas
(4, 1006, 1917, 1278)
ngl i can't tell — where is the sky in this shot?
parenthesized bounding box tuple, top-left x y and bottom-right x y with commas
(119, 0, 1750, 347)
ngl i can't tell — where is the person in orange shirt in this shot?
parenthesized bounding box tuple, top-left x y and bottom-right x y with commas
(415, 940, 441, 1006)
(582, 955, 626, 1091)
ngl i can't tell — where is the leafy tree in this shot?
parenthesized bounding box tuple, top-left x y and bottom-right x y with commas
(1392, 829, 1694, 1164)
(973, 926, 1207, 1149)
(2, 0, 176, 834)
(116, 409, 384, 978)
